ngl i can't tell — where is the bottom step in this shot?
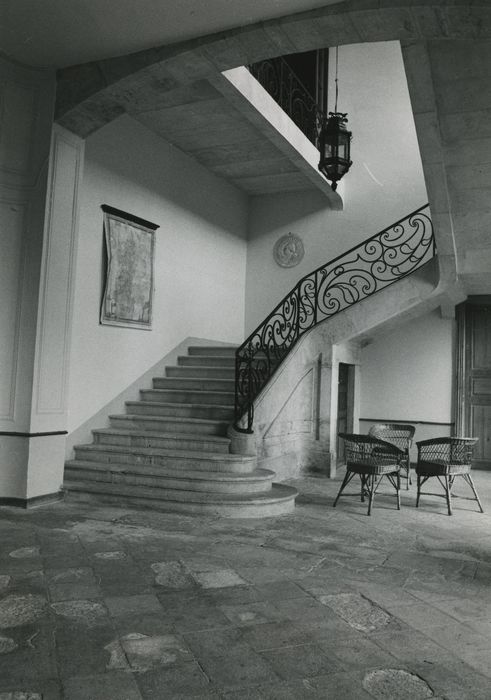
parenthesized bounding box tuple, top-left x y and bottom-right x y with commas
(64, 483, 297, 518)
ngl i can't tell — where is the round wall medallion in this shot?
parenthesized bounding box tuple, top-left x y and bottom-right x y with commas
(273, 232, 305, 268)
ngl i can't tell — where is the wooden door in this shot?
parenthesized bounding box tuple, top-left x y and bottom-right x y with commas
(457, 298, 491, 468)
(337, 363, 355, 465)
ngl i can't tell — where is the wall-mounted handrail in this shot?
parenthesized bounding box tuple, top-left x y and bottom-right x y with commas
(235, 204, 435, 432)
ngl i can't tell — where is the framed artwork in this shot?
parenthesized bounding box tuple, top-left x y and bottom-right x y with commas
(100, 205, 159, 330)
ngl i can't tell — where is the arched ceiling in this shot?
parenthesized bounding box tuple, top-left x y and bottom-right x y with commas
(0, 0, 341, 69)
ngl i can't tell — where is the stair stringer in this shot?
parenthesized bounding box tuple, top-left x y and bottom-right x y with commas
(233, 259, 465, 480)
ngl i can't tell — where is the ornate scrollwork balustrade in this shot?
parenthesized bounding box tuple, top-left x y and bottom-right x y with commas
(235, 204, 435, 432)
(248, 57, 324, 147)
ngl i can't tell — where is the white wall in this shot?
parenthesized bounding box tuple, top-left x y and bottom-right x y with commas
(359, 310, 454, 424)
(245, 41, 428, 332)
(68, 115, 248, 433)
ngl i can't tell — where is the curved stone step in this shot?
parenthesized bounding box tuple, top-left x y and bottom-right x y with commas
(64, 482, 297, 518)
(64, 461, 274, 494)
(153, 376, 235, 392)
(109, 413, 229, 436)
(73, 443, 256, 473)
(125, 401, 234, 421)
(92, 428, 230, 453)
(141, 388, 234, 406)
(166, 365, 235, 379)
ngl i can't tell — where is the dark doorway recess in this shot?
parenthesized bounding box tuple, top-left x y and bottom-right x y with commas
(337, 363, 355, 465)
(456, 297, 491, 469)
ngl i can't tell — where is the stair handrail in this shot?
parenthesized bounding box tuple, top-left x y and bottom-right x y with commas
(234, 204, 435, 433)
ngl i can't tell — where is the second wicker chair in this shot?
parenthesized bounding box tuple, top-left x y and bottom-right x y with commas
(335, 433, 405, 516)
(416, 437, 483, 516)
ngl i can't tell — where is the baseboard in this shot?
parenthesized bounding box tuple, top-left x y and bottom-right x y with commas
(0, 491, 64, 509)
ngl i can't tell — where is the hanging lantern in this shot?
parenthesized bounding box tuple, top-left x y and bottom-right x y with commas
(318, 111, 352, 191)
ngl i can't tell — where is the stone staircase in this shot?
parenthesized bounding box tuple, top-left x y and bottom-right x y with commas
(64, 345, 297, 517)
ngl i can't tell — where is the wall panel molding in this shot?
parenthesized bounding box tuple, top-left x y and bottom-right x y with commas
(0, 195, 29, 422)
(34, 126, 84, 419)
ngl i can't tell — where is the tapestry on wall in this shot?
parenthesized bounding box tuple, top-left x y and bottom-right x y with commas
(100, 205, 159, 330)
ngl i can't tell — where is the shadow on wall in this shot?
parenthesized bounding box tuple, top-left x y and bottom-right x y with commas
(84, 114, 248, 240)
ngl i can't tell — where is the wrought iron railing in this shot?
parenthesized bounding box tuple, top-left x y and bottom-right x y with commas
(248, 56, 324, 147)
(235, 204, 435, 432)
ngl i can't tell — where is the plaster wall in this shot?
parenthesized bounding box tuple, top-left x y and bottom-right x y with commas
(245, 41, 428, 332)
(68, 115, 248, 433)
(359, 310, 454, 456)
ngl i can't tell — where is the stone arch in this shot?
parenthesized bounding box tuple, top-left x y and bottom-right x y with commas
(56, 2, 491, 296)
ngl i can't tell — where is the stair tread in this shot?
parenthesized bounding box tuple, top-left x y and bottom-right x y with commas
(154, 377, 235, 386)
(171, 364, 235, 369)
(144, 388, 234, 396)
(127, 400, 234, 410)
(110, 414, 228, 426)
(92, 428, 229, 443)
(65, 460, 272, 481)
(188, 346, 237, 352)
(65, 481, 297, 505)
(74, 443, 254, 462)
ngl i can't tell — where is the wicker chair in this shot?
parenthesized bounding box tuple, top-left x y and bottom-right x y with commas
(369, 423, 415, 490)
(416, 437, 484, 516)
(335, 433, 404, 516)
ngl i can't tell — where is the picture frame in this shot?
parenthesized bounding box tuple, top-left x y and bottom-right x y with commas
(100, 205, 159, 330)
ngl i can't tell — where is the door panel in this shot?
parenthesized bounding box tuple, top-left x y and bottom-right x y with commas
(462, 300, 491, 468)
(337, 363, 354, 465)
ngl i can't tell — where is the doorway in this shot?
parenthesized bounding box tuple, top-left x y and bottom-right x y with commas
(337, 363, 355, 465)
(456, 297, 491, 468)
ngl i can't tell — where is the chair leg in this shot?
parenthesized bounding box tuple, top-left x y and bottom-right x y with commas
(416, 474, 421, 507)
(397, 471, 401, 510)
(367, 474, 376, 516)
(367, 474, 386, 516)
(333, 469, 355, 508)
(360, 474, 367, 502)
(405, 456, 410, 490)
(464, 473, 484, 513)
(444, 475, 452, 516)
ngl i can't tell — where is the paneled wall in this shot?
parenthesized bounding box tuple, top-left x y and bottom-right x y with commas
(0, 57, 85, 501)
(0, 57, 56, 500)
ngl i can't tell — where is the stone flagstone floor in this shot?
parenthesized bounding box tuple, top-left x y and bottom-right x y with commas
(1, 470, 491, 699)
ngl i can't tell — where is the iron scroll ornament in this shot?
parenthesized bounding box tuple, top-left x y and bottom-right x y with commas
(248, 57, 324, 148)
(234, 204, 435, 433)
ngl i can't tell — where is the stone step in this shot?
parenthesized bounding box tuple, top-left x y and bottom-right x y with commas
(153, 376, 235, 392)
(92, 428, 230, 453)
(188, 346, 237, 357)
(125, 401, 234, 421)
(64, 482, 297, 518)
(109, 413, 228, 436)
(140, 388, 234, 406)
(73, 444, 256, 473)
(178, 355, 236, 368)
(166, 365, 235, 380)
(64, 461, 274, 495)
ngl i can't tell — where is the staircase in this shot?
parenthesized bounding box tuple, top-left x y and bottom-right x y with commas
(64, 345, 297, 517)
